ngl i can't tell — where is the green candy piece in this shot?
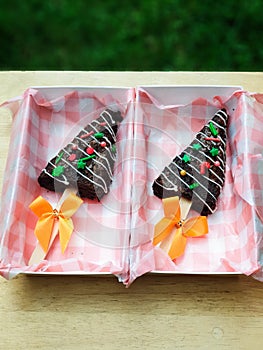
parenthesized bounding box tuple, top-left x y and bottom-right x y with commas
(111, 144, 116, 153)
(77, 159, 86, 169)
(210, 147, 219, 156)
(209, 122, 218, 136)
(182, 154, 191, 163)
(52, 165, 65, 177)
(77, 155, 96, 169)
(189, 182, 199, 190)
(192, 143, 201, 151)
(55, 151, 64, 164)
(94, 132, 104, 139)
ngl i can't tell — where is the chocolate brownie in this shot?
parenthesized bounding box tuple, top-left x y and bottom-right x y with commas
(152, 109, 229, 216)
(38, 108, 123, 200)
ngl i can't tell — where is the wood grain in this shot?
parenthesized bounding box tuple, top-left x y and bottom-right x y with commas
(0, 72, 262, 350)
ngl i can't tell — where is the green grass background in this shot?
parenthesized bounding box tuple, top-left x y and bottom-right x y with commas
(0, 0, 262, 71)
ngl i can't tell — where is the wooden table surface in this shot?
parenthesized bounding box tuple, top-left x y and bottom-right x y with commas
(0, 72, 262, 350)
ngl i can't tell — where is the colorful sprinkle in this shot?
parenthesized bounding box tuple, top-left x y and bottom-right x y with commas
(80, 131, 94, 139)
(86, 147, 94, 155)
(214, 161, 220, 167)
(209, 122, 218, 136)
(94, 132, 104, 139)
(111, 144, 116, 153)
(68, 154, 76, 162)
(52, 166, 64, 177)
(71, 144, 78, 150)
(200, 161, 210, 174)
(77, 155, 95, 169)
(100, 122, 107, 126)
(77, 159, 86, 170)
(80, 155, 96, 162)
(182, 154, 191, 163)
(55, 151, 64, 164)
(180, 169, 187, 176)
(100, 141, 107, 147)
(189, 182, 199, 190)
(210, 147, 219, 156)
(205, 137, 221, 142)
(192, 143, 201, 150)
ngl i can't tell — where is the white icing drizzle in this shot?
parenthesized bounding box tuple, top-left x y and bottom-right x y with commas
(177, 154, 223, 188)
(41, 110, 120, 196)
(183, 150, 224, 183)
(45, 162, 70, 185)
(198, 131, 226, 147)
(162, 165, 215, 214)
(186, 147, 224, 172)
(63, 147, 113, 179)
(158, 171, 179, 190)
(155, 109, 228, 214)
(74, 136, 115, 168)
(168, 162, 217, 201)
(216, 110, 228, 125)
(59, 156, 108, 194)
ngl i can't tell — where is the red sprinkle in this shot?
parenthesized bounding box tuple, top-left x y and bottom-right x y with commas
(205, 137, 221, 142)
(71, 144, 78, 150)
(86, 147, 94, 155)
(68, 154, 76, 162)
(214, 161, 220, 167)
(100, 122, 107, 126)
(100, 141, 106, 147)
(200, 161, 210, 174)
(80, 131, 94, 139)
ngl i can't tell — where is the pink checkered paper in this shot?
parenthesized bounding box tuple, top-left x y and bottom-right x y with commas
(0, 87, 135, 282)
(128, 88, 263, 285)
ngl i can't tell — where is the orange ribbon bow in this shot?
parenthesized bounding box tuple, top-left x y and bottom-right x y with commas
(29, 193, 83, 254)
(153, 196, 208, 260)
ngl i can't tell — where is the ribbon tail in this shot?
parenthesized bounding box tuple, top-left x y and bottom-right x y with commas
(34, 215, 54, 253)
(153, 217, 175, 246)
(168, 227, 187, 260)
(58, 217, 74, 254)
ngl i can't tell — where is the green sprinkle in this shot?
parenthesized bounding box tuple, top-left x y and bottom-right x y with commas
(210, 147, 219, 156)
(80, 155, 96, 161)
(94, 132, 104, 139)
(189, 182, 199, 190)
(52, 166, 64, 177)
(77, 155, 96, 169)
(192, 143, 201, 151)
(209, 122, 218, 136)
(77, 159, 86, 169)
(182, 154, 191, 163)
(111, 144, 116, 153)
(55, 151, 64, 164)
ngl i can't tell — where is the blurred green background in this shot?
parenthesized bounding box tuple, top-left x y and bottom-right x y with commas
(0, 0, 262, 71)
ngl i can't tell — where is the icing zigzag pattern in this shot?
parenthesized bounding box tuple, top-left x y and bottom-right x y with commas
(38, 109, 123, 200)
(152, 109, 229, 216)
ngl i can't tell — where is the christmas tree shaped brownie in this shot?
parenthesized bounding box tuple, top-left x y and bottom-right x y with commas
(152, 109, 229, 216)
(38, 108, 123, 200)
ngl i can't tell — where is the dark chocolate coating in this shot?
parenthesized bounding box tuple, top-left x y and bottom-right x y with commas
(38, 109, 123, 200)
(152, 109, 229, 216)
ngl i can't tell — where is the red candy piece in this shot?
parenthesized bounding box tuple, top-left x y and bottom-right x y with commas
(86, 147, 94, 155)
(214, 161, 220, 167)
(200, 161, 210, 174)
(80, 131, 94, 139)
(100, 141, 106, 147)
(68, 154, 76, 162)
